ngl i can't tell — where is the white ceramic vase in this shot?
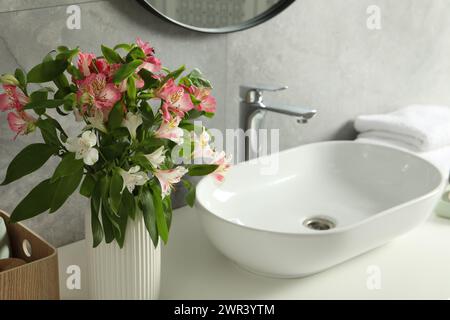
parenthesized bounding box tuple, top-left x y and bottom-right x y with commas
(85, 210, 161, 300)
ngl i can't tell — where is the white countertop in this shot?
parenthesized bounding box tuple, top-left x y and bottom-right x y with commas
(58, 206, 450, 300)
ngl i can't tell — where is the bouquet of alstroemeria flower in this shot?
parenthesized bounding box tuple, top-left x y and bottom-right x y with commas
(0, 38, 230, 248)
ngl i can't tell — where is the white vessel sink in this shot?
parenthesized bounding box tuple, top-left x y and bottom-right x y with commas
(196, 141, 445, 278)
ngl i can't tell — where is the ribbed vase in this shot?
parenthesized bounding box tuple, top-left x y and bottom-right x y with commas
(85, 211, 161, 300)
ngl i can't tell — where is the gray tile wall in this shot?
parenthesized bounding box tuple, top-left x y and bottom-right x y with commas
(1, 0, 450, 246)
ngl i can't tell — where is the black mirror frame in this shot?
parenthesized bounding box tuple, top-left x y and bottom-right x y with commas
(137, 0, 296, 34)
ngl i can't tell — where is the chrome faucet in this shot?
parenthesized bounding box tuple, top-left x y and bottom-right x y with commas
(239, 85, 317, 161)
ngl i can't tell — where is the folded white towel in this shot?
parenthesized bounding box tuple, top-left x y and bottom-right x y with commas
(354, 105, 450, 151)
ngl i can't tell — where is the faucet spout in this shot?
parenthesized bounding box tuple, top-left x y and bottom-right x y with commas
(239, 84, 318, 161)
(262, 104, 317, 122)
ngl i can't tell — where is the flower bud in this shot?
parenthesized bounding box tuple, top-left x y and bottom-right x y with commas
(0, 74, 20, 86)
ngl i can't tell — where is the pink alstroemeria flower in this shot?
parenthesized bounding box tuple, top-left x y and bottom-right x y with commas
(77, 51, 96, 77)
(7, 111, 36, 138)
(154, 116, 184, 145)
(0, 85, 29, 111)
(94, 58, 110, 74)
(136, 37, 155, 56)
(77, 73, 122, 114)
(154, 166, 188, 198)
(192, 86, 216, 113)
(210, 151, 232, 183)
(140, 56, 162, 73)
(157, 79, 194, 121)
(136, 38, 162, 73)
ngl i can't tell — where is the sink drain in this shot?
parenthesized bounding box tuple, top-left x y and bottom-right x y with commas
(303, 216, 335, 231)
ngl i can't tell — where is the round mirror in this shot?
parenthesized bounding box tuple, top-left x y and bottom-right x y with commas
(138, 0, 295, 34)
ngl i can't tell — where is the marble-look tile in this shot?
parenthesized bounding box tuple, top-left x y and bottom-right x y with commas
(226, 0, 450, 151)
(0, 0, 101, 13)
(0, 0, 227, 246)
(3, 0, 450, 246)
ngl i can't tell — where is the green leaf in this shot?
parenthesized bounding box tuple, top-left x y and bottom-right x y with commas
(101, 142, 128, 160)
(101, 45, 123, 64)
(150, 184, 169, 244)
(127, 76, 136, 105)
(67, 64, 83, 80)
(36, 118, 60, 147)
(115, 189, 134, 248)
(108, 102, 124, 130)
(42, 53, 54, 63)
(187, 68, 212, 88)
(54, 73, 70, 90)
(101, 199, 114, 244)
(130, 153, 153, 171)
(138, 68, 159, 90)
(55, 48, 80, 61)
(109, 170, 123, 214)
(57, 46, 69, 52)
(80, 174, 96, 198)
(113, 43, 134, 52)
(49, 167, 83, 213)
(140, 100, 155, 126)
(126, 47, 146, 61)
(185, 109, 203, 120)
(113, 60, 142, 84)
(140, 187, 159, 247)
(161, 65, 185, 86)
(24, 99, 67, 110)
(14, 68, 27, 88)
(182, 180, 196, 207)
(10, 179, 57, 222)
(51, 153, 84, 183)
(27, 59, 69, 83)
(162, 196, 173, 230)
(1, 144, 56, 186)
(90, 182, 104, 248)
(187, 164, 218, 176)
(30, 89, 48, 103)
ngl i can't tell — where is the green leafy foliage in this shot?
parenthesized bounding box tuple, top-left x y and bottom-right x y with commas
(187, 164, 219, 176)
(36, 118, 60, 147)
(49, 167, 83, 213)
(10, 179, 57, 222)
(1, 144, 56, 186)
(90, 181, 104, 248)
(80, 174, 96, 198)
(101, 45, 123, 64)
(51, 153, 84, 183)
(140, 186, 159, 247)
(113, 60, 143, 83)
(109, 169, 123, 214)
(1, 41, 225, 249)
(27, 59, 69, 83)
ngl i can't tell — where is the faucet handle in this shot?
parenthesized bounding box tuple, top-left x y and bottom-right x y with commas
(242, 85, 288, 103)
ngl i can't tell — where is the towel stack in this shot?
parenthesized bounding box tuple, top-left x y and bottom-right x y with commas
(354, 105, 450, 176)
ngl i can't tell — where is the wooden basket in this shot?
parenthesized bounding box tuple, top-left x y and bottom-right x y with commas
(0, 210, 59, 300)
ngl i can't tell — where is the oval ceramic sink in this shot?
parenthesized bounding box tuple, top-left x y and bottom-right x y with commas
(196, 141, 445, 278)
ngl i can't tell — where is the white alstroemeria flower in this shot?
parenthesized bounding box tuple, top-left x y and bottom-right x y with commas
(119, 166, 149, 193)
(192, 127, 214, 159)
(87, 109, 107, 133)
(154, 166, 188, 198)
(122, 112, 143, 139)
(65, 130, 99, 166)
(209, 150, 232, 183)
(154, 116, 184, 145)
(144, 146, 166, 168)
